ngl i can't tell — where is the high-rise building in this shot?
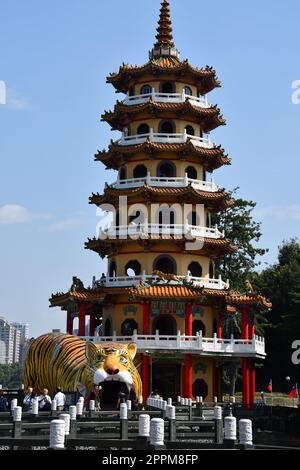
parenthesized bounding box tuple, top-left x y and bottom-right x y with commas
(50, 0, 271, 405)
(0, 317, 21, 364)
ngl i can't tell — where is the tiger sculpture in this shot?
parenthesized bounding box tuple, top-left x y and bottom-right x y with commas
(24, 333, 142, 401)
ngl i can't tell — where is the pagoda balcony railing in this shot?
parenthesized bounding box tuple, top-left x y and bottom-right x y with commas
(80, 332, 266, 357)
(111, 173, 219, 192)
(118, 129, 213, 149)
(97, 272, 229, 290)
(123, 89, 210, 108)
(99, 223, 225, 240)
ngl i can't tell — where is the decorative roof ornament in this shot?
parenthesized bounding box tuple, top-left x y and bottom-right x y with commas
(150, 0, 180, 61)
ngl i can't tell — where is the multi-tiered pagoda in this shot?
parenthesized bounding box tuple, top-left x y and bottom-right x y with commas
(50, 0, 271, 406)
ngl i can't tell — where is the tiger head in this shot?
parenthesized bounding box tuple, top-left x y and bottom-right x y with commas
(85, 342, 142, 401)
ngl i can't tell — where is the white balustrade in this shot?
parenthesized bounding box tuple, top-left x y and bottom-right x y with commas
(112, 174, 219, 192)
(118, 130, 213, 149)
(123, 90, 210, 108)
(100, 224, 224, 240)
(97, 272, 228, 289)
(80, 333, 265, 357)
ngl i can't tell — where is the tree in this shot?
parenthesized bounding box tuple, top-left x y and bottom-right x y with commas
(254, 239, 300, 390)
(213, 188, 268, 290)
(0, 363, 23, 388)
(213, 189, 269, 394)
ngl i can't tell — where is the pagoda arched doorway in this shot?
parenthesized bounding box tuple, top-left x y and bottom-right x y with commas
(192, 378, 208, 400)
(192, 320, 206, 336)
(133, 164, 147, 178)
(121, 319, 138, 335)
(153, 255, 177, 275)
(104, 318, 113, 336)
(157, 161, 176, 178)
(152, 315, 177, 335)
(160, 82, 175, 94)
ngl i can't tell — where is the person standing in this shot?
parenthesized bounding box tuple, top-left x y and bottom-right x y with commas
(0, 391, 8, 412)
(23, 387, 35, 411)
(38, 388, 52, 411)
(53, 387, 66, 411)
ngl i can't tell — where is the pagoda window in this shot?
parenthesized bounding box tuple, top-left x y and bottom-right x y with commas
(160, 82, 175, 94)
(125, 260, 142, 277)
(157, 161, 176, 178)
(137, 123, 150, 135)
(109, 260, 117, 278)
(159, 120, 176, 134)
(157, 209, 176, 226)
(133, 164, 147, 179)
(104, 318, 113, 336)
(192, 320, 206, 336)
(185, 125, 195, 136)
(129, 210, 145, 225)
(184, 86, 192, 96)
(188, 261, 203, 278)
(152, 315, 177, 335)
(209, 260, 215, 279)
(187, 211, 200, 226)
(128, 87, 134, 97)
(203, 169, 207, 181)
(153, 255, 177, 275)
(140, 84, 152, 95)
(186, 166, 197, 179)
(119, 166, 127, 180)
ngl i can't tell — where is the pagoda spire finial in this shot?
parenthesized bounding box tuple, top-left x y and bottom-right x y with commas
(150, 0, 180, 61)
(155, 0, 175, 48)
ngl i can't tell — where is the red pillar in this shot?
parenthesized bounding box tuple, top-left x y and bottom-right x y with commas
(242, 358, 250, 406)
(184, 354, 193, 398)
(185, 303, 193, 336)
(78, 304, 86, 337)
(249, 318, 255, 340)
(141, 355, 150, 400)
(143, 301, 150, 335)
(66, 311, 73, 335)
(250, 365, 256, 405)
(181, 362, 186, 397)
(217, 315, 223, 339)
(241, 306, 249, 340)
(89, 311, 96, 337)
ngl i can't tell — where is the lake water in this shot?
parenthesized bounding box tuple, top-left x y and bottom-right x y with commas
(255, 430, 300, 448)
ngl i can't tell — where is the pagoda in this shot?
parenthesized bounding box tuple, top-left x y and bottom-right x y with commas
(50, 0, 271, 405)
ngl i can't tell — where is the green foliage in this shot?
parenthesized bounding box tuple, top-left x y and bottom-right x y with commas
(254, 238, 300, 390)
(0, 363, 23, 388)
(213, 188, 268, 290)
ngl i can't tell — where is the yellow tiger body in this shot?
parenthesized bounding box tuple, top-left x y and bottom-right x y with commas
(24, 333, 142, 401)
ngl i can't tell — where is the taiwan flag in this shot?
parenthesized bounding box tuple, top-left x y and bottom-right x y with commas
(267, 379, 272, 393)
(289, 384, 299, 398)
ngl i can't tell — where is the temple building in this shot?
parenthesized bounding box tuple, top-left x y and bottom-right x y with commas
(50, 0, 271, 405)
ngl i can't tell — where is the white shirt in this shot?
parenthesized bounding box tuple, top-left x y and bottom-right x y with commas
(38, 394, 51, 409)
(54, 391, 66, 407)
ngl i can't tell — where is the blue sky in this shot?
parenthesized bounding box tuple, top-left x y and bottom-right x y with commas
(0, 0, 299, 337)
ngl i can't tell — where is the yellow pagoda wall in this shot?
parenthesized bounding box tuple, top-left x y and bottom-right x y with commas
(123, 160, 206, 179)
(131, 78, 200, 96)
(108, 251, 211, 277)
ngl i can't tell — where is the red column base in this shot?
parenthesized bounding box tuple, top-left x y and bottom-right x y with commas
(184, 354, 193, 399)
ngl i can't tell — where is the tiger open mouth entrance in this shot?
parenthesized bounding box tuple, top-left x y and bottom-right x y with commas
(100, 381, 128, 409)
